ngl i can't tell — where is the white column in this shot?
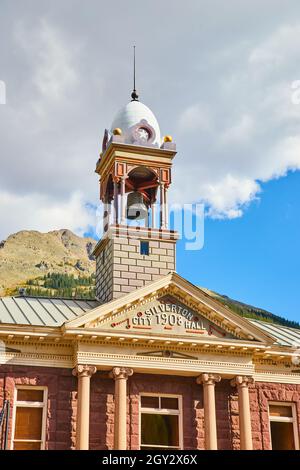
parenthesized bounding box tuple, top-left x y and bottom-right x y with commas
(231, 376, 254, 450)
(72, 365, 97, 450)
(120, 177, 126, 225)
(197, 373, 221, 450)
(113, 180, 119, 224)
(145, 207, 149, 228)
(110, 367, 133, 450)
(151, 203, 156, 229)
(164, 185, 169, 229)
(160, 182, 166, 229)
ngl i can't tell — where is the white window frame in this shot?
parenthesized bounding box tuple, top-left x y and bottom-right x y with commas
(139, 393, 183, 450)
(268, 401, 299, 450)
(11, 385, 48, 450)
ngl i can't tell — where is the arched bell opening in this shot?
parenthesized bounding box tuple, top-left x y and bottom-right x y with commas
(101, 174, 115, 233)
(126, 166, 158, 204)
(100, 165, 168, 230)
(125, 166, 158, 223)
(100, 174, 114, 203)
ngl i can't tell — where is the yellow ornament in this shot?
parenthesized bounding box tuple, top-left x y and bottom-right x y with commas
(113, 128, 122, 136)
(164, 135, 173, 142)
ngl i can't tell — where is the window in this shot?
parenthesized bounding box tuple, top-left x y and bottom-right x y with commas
(140, 241, 149, 256)
(269, 402, 299, 450)
(12, 387, 47, 450)
(140, 394, 182, 450)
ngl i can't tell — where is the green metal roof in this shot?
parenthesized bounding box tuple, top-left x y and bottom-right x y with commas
(0, 296, 100, 326)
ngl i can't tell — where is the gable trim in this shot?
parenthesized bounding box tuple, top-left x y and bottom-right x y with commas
(63, 273, 275, 345)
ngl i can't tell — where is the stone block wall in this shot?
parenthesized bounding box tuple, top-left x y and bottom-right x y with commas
(0, 365, 77, 450)
(216, 379, 233, 450)
(89, 374, 115, 450)
(95, 238, 114, 303)
(2, 365, 300, 450)
(95, 234, 176, 303)
(228, 381, 300, 450)
(249, 381, 300, 450)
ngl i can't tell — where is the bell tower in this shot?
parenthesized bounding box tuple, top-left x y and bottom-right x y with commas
(94, 89, 178, 303)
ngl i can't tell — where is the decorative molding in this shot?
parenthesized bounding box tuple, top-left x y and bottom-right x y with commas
(85, 288, 254, 342)
(2, 339, 72, 350)
(254, 357, 293, 367)
(136, 350, 198, 360)
(72, 364, 97, 378)
(109, 367, 133, 380)
(64, 273, 273, 346)
(95, 142, 176, 182)
(230, 375, 255, 388)
(196, 373, 221, 385)
(254, 371, 300, 384)
(76, 351, 255, 376)
(0, 352, 73, 368)
(73, 332, 261, 356)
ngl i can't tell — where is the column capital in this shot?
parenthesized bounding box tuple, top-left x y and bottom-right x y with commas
(109, 367, 133, 380)
(230, 375, 254, 388)
(196, 373, 221, 385)
(72, 364, 97, 378)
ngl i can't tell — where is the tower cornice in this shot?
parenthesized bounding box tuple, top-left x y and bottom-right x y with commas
(96, 141, 177, 176)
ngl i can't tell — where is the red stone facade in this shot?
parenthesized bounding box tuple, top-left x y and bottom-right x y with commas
(1, 365, 300, 450)
(0, 365, 77, 450)
(248, 382, 300, 450)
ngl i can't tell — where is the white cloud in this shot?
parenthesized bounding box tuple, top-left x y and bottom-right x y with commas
(178, 104, 212, 133)
(175, 22, 300, 218)
(1, 2, 300, 234)
(0, 191, 95, 240)
(0, 16, 101, 234)
(14, 19, 79, 105)
(248, 24, 300, 74)
(219, 114, 255, 145)
(13, 18, 80, 128)
(203, 175, 260, 219)
(34, 22, 78, 102)
(260, 136, 300, 181)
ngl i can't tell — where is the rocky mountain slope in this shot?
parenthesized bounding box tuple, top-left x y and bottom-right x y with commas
(0, 229, 298, 327)
(0, 229, 96, 296)
(202, 288, 300, 329)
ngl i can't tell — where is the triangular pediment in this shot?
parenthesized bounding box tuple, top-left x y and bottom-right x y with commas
(88, 294, 237, 339)
(64, 273, 275, 345)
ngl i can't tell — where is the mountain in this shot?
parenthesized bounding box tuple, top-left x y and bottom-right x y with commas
(0, 229, 298, 327)
(0, 229, 96, 296)
(201, 287, 300, 329)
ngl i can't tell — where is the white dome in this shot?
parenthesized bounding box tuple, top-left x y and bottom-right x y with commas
(111, 100, 161, 146)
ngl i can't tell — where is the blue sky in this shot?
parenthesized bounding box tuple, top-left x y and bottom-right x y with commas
(177, 171, 300, 322)
(84, 171, 300, 322)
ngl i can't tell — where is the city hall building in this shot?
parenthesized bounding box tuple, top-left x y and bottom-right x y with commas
(0, 89, 300, 451)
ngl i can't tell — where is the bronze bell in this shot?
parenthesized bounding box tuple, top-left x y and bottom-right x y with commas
(126, 191, 148, 220)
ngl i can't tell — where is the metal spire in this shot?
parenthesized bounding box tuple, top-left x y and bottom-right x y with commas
(131, 46, 139, 101)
